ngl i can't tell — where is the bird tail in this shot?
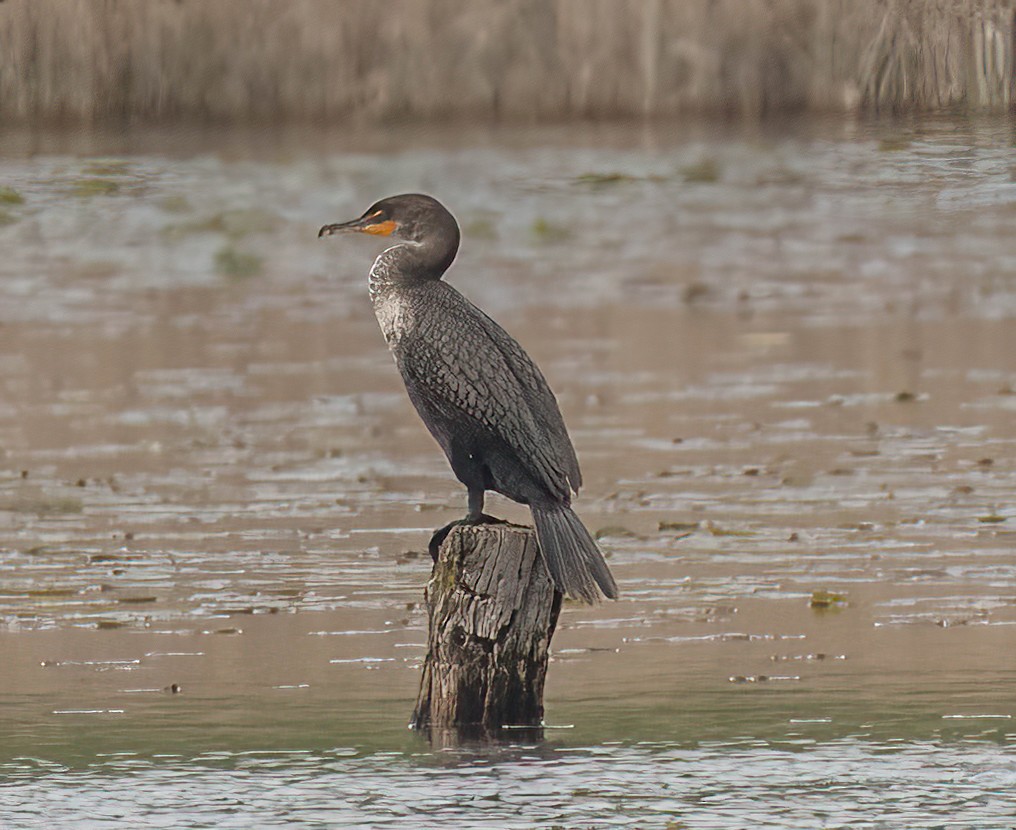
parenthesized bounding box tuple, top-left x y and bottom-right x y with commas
(530, 504, 618, 603)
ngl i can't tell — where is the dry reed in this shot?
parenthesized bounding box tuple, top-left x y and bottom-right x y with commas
(0, 0, 1012, 124)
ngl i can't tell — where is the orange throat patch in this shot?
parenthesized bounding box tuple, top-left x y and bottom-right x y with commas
(363, 220, 397, 236)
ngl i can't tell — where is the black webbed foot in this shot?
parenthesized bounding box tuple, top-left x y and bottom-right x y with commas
(468, 513, 509, 527)
(428, 514, 509, 561)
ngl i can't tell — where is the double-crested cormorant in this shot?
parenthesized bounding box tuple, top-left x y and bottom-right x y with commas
(319, 194, 617, 603)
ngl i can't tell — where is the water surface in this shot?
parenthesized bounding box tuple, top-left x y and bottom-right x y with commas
(1, 116, 1015, 827)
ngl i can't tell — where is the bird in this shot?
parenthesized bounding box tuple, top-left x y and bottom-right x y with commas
(319, 193, 617, 603)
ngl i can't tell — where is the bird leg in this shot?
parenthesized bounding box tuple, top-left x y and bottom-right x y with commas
(428, 488, 508, 561)
(465, 487, 506, 525)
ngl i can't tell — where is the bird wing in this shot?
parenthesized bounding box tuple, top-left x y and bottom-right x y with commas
(395, 283, 581, 499)
(470, 302, 583, 491)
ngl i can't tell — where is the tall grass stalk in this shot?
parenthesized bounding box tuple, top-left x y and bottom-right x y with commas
(0, 0, 1011, 123)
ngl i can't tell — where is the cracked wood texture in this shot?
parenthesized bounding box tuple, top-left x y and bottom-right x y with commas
(411, 523, 561, 735)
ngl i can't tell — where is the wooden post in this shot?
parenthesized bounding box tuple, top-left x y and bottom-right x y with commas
(410, 523, 562, 739)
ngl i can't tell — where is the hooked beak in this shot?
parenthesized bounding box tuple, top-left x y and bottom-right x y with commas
(318, 212, 397, 238)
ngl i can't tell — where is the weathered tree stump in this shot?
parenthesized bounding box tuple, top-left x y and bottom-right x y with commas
(410, 523, 562, 738)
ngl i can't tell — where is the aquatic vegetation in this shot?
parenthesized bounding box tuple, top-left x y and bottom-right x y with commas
(214, 245, 263, 278)
(595, 525, 641, 540)
(574, 172, 636, 187)
(810, 590, 847, 609)
(531, 216, 571, 243)
(0, 186, 24, 204)
(14, 496, 85, 515)
(704, 522, 754, 537)
(72, 178, 121, 197)
(878, 137, 913, 152)
(0, 186, 25, 223)
(463, 217, 498, 240)
(82, 160, 131, 176)
(680, 158, 720, 183)
(26, 587, 77, 597)
(574, 172, 668, 188)
(657, 520, 698, 532)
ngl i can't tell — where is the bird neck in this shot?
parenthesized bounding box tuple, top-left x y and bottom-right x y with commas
(368, 237, 458, 295)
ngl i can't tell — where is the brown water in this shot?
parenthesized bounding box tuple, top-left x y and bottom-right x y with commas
(1, 116, 1015, 828)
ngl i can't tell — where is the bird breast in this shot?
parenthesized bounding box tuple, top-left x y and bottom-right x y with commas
(372, 292, 415, 348)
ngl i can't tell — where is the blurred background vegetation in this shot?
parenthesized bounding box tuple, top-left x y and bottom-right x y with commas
(1, 0, 1013, 125)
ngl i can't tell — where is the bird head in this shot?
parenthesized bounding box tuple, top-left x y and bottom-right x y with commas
(318, 193, 456, 245)
(319, 193, 460, 279)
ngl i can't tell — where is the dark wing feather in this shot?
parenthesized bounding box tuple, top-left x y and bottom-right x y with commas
(469, 301, 582, 491)
(393, 282, 581, 499)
